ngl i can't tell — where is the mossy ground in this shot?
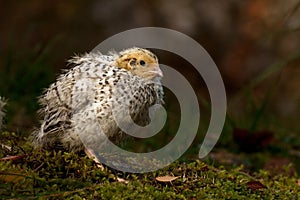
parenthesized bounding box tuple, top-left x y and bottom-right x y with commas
(0, 55, 299, 199)
(0, 132, 299, 200)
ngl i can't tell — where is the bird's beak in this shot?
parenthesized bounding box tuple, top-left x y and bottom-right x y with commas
(148, 64, 163, 78)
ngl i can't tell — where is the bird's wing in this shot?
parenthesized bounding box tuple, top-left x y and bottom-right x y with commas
(35, 59, 112, 144)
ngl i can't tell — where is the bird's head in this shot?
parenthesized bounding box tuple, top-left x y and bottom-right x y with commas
(114, 47, 163, 81)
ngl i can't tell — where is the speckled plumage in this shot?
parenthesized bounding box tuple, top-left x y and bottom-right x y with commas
(33, 47, 164, 152)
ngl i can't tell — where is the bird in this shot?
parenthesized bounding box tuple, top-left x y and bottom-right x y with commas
(32, 47, 164, 162)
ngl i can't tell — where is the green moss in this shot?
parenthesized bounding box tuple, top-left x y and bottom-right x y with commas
(0, 139, 299, 199)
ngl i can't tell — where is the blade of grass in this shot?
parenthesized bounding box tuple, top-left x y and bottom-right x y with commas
(249, 51, 300, 89)
(249, 73, 282, 132)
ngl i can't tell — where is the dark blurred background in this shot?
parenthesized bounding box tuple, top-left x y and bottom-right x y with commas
(0, 0, 299, 172)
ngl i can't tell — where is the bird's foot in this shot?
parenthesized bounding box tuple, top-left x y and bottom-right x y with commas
(84, 147, 104, 170)
(84, 147, 129, 183)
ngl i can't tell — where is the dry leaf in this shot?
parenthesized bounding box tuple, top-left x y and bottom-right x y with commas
(246, 180, 267, 190)
(297, 179, 300, 186)
(156, 175, 179, 182)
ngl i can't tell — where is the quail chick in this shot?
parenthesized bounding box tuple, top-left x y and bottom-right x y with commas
(33, 47, 164, 160)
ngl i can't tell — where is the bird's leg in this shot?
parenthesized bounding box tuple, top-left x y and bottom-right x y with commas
(84, 147, 104, 170)
(83, 147, 128, 183)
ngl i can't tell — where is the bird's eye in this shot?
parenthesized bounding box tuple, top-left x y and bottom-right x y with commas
(139, 60, 146, 66)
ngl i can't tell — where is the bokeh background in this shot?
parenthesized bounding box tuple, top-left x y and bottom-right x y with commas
(0, 0, 299, 173)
